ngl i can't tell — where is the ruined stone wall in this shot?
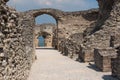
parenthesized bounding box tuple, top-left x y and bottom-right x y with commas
(59, 33, 83, 60)
(75, 0, 120, 62)
(57, 9, 98, 49)
(25, 9, 98, 49)
(58, 1, 120, 74)
(112, 46, 120, 79)
(58, 9, 98, 39)
(85, 0, 120, 48)
(57, 0, 120, 79)
(111, 9, 120, 78)
(0, 0, 34, 80)
(57, 9, 98, 59)
(82, 0, 116, 49)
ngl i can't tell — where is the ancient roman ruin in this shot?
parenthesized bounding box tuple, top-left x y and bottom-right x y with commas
(0, 0, 120, 80)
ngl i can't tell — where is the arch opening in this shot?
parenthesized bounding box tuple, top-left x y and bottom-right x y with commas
(37, 32, 52, 47)
(34, 14, 58, 48)
(35, 14, 57, 25)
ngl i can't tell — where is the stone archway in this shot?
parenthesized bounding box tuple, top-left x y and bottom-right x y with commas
(38, 36, 45, 47)
(25, 8, 65, 49)
(26, 8, 64, 19)
(37, 31, 52, 47)
(34, 23, 56, 48)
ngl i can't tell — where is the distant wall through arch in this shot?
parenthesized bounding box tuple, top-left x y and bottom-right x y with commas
(34, 23, 56, 48)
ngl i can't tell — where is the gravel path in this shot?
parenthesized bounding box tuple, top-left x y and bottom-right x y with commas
(28, 49, 118, 80)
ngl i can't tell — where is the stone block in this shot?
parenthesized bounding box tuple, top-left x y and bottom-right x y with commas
(94, 48, 117, 72)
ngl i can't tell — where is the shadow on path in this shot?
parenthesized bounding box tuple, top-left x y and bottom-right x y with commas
(87, 63, 118, 80)
(87, 63, 101, 72)
(102, 75, 118, 80)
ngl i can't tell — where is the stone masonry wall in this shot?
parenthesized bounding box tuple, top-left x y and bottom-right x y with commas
(58, 9, 98, 39)
(0, 0, 34, 80)
(78, 0, 120, 62)
(57, 9, 98, 50)
(110, 1, 120, 78)
(57, 9, 98, 60)
(112, 46, 120, 79)
(59, 33, 83, 60)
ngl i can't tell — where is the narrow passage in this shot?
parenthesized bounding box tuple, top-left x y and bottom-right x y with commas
(28, 49, 117, 80)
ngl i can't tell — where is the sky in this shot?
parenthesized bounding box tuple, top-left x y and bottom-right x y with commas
(7, 0, 98, 24)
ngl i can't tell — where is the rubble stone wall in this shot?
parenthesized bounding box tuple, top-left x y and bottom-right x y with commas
(0, 0, 35, 80)
(112, 46, 120, 79)
(110, 1, 120, 78)
(59, 33, 83, 60)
